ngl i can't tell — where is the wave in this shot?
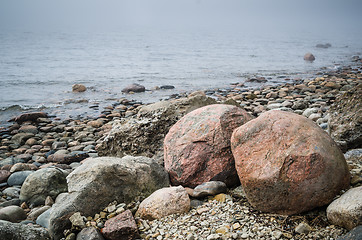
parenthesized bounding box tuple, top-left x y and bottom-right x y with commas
(0, 104, 47, 113)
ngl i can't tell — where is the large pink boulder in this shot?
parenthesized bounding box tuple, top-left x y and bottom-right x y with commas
(164, 104, 253, 187)
(231, 110, 350, 215)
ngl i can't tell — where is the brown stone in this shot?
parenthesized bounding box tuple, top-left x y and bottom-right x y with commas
(136, 186, 190, 220)
(72, 84, 87, 92)
(101, 210, 139, 240)
(87, 120, 103, 128)
(19, 125, 38, 134)
(164, 104, 253, 187)
(0, 170, 11, 183)
(10, 112, 48, 123)
(304, 53, 315, 62)
(121, 84, 145, 93)
(10, 163, 38, 173)
(231, 110, 350, 215)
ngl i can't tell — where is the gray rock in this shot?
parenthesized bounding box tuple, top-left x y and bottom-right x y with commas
(292, 100, 308, 110)
(0, 205, 27, 222)
(0, 199, 21, 208)
(327, 186, 362, 230)
(328, 84, 361, 151)
(11, 133, 34, 145)
(97, 94, 217, 158)
(136, 186, 190, 220)
(2, 187, 21, 198)
(309, 113, 321, 121)
(48, 156, 169, 240)
(7, 171, 34, 186)
(0, 156, 26, 168)
(337, 225, 362, 240)
(121, 83, 145, 93)
(302, 108, 319, 118)
(191, 181, 227, 198)
(20, 168, 68, 207)
(28, 205, 51, 221)
(0, 220, 50, 240)
(266, 103, 282, 110)
(76, 227, 105, 240)
(295, 222, 312, 234)
(69, 212, 86, 228)
(344, 149, 362, 162)
(36, 208, 52, 229)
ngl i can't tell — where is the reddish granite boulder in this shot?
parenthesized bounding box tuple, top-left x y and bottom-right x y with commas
(101, 210, 139, 240)
(231, 110, 350, 215)
(164, 104, 253, 187)
(136, 186, 190, 220)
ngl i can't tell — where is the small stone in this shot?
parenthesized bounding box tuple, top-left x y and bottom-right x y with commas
(45, 196, 55, 206)
(186, 233, 195, 240)
(102, 210, 139, 240)
(327, 186, 362, 230)
(0, 170, 11, 183)
(69, 212, 86, 228)
(196, 207, 209, 215)
(304, 53, 315, 61)
(136, 186, 190, 220)
(72, 84, 87, 92)
(232, 222, 240, 230)
(65, 233, 76, 240)
(122, 84, 145, 93)
(216, 226, 229, 234)
(295, 222, 312, 234)
(0, 205, 27, 222)
(76, 227, 105, 240)
(192, 181, 228, 198)
(272, 230, 283, 239)
(211, 193, 231, 203)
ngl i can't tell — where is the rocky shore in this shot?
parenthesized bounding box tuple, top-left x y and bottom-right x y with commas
(0, 56, 361, 240)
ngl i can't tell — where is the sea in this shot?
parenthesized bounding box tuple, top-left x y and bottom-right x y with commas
(1, 27, 361, 126)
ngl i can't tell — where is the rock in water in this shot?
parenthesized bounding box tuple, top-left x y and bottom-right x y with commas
(231, 110, 350, 215)
(72, 84, 87, 92)
(304, 53, 315, 61)
(121, 83, 145, 93)
(20, 168, 68, 207)
(164, 104, 253, 187)
(0, 220, 50, 240)
(9, 112, 48, 123)
(102, 210, 139, 240)
(328, 84, 362, 152)
(97, 94, 217, 158)
(136, 186, 190, 220)
(327, 186, 362, 230)
(48, 156, 169, 240)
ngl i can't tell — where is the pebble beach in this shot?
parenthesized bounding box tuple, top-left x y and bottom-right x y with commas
(0, 56, 361, 240)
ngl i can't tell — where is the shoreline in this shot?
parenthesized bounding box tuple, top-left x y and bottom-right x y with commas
(0, 56, 361, 239)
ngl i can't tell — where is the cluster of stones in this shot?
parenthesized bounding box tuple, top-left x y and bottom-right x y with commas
(0, 57, 361, 240)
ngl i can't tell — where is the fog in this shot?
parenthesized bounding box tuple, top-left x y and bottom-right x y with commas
(1, 0, 362, 35)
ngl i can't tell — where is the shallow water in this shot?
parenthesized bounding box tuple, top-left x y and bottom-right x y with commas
(0, 28, 361, 126)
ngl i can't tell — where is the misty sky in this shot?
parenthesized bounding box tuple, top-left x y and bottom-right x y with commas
(0, 0, 362, 35)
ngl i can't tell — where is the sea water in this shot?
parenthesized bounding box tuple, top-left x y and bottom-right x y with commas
(0, 28, 361, 126)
